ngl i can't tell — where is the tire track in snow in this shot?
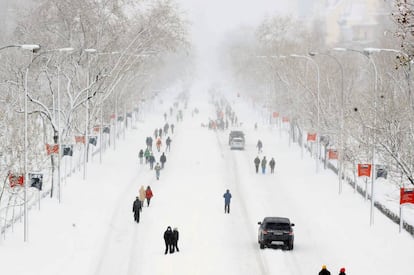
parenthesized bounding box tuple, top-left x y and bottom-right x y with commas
(215, 132, 269, 275)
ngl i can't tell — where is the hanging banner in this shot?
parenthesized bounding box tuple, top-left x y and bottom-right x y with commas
(46, 144, 59, 155)
(282, 117, 289, 123)
(9, 173, 24, 188)
(328, 149, 338, 160)
(93, 126, 100, 133)
(117, 116, 124, 122)
(307, 133, 317, 142)
(400, 188, 414, 205)
(272, 112, 279, 118)
(110, 114, 116, 119)
(29, 172, 43, 190)
(320, 135, 330, 146)
(358, 164, 372, 177)
(126, 112, 132, 118)
(376, 165, 388, 179)
(62, 144, 73, 156)
(103, 126, 110, 134)
(75, 136, 86, 144)
(89, 136, 97, 146)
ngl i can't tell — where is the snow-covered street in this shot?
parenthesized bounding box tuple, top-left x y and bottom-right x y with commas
(0, 84, 413, 275)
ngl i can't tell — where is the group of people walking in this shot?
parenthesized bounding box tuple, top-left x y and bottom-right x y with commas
(132, 185, 154, 223)
(254, 140, 276, 174)
(133, 103, 185, 255)
(163, 226, 180, 254)
(254, 155, 275, 174)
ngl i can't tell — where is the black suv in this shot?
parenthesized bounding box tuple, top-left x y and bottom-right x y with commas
(228, 130, 245, 145)
(258, 217, 294, 250)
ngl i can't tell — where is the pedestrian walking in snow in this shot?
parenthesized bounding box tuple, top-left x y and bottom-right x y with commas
(146, 136, 153, 150)
(269, 157, 275, 174)
(160, 153, 167, 169)
(154, 128, 158, 139)
(156, 137, 162, 152)
(159, 127, 163, 137)
(338, 267, 346, 275)
(155, 163, 161, 180)
(170, 124, 175, 134)
(257, 139, 263, 153)
(145, 186, 153, 207)
(139, 186, 146, 207)
(254, 156, 260, 174)
(223, 189, 232, 214)
(139, 149, 144, 165)
(163, 226, 173, 254)
(166, 136, 172, 151)
(164, 123, 169, 135)
(261, 156, 267, 174)
(164, 112, 167, 121)
(172, 227, 179, 252)
(319, 265, 331, 275)
(149, 153, 155, 169)
(144, 148, 151, 164)
(132, 196, 142, 223)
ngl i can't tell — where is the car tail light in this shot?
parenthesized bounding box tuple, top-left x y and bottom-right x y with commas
(289, 230, 293, 235)
(262, 230, 268, 235)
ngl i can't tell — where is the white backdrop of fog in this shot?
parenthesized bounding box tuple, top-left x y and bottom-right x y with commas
(176, 0, 299, 81)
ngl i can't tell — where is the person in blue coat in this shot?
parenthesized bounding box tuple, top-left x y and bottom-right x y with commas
(223, 189, 232, 214)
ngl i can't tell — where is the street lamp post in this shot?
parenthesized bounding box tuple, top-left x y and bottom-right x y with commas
(290, 54, 321, 173)
(17, 44, 41, 242)
(334, 47, 378, 225)
(309, 51, 345, 194)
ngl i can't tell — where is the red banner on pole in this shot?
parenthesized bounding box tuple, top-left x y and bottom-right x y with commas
(282, 117, 289, 123)
(358, 164, 372, 177)
(75, 136, 86, 144)
(46, 144, 59, 155)
(110, 114, 116, 119)
(93, 126, 100, 133)
(9, 173, 24, 188)
(328, 149, 338, 160)
(307, 133, 317, 141)
(272, 112, 279, 118)
(400, 188, 414, 204)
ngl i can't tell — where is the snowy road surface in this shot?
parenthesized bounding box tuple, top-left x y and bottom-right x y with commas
(0, 88, 413, 275)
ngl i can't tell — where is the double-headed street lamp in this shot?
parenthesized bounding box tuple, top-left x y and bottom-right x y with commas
(334, 47, 378, 225)
(0, 43, 42, 242)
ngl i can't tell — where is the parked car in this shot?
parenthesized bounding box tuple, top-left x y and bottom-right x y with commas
(228, 130, 245, 145)
(258, 217, 294, 250)
(230, 137, 245, 150)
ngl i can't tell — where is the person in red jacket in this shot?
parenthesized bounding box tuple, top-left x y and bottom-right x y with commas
(145, 186, 153, 207)
(338, 267, 346, 275)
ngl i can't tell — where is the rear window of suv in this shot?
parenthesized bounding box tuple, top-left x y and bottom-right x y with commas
(265, 223, 291, 231)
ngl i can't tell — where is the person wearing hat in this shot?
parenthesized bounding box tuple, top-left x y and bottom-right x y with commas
(338, 267, 346, 275)
(319, 265, 331, 275)
(132, 196, 142, 223)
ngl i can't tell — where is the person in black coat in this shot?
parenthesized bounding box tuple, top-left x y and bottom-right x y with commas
(254, 156, 260, 173)
(160, 153, 167, 168)
(138, 149, 144, 165)
(269, 157, 275, 174)
(164, 226, 173, 254)
(172, 227, 179, 252)
(319, 265, 331, 275)
(149, 153, 155, 170)
(132, 197, 142, 223)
